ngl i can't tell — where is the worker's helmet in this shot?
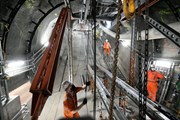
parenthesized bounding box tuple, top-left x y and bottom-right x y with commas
(62, 80, 71, 91)
(105, 39, 108, 42)
(150, 64, 155, 71)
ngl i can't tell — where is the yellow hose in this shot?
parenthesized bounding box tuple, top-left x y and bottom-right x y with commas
(123, 0, 135, 20)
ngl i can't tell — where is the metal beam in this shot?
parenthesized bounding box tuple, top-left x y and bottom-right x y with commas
(72, 13, 114, 21)
(147, 16, 180, 48)
(30, 7, 70, 120)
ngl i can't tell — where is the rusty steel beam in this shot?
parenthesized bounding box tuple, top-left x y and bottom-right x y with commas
(31, 93, 48, 120)
(30, 7, 71, 120)
(139, 0, 160, 12)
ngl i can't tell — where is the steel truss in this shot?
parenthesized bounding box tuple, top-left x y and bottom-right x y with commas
(147, 16, 180, 48)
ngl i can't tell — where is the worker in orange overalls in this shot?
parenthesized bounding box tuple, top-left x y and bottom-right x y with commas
(147, 64, 165, 101)
(103, 39, 111, 55)
(62, 80, 90, 118)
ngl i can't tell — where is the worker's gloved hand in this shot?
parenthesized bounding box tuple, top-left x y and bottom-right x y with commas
(83, 98, 87, 105)
(86, 81, 90, 86)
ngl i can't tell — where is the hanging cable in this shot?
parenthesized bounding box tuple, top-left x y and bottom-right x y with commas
(108, 0, 122, 119)
(92, 0, 97, 119)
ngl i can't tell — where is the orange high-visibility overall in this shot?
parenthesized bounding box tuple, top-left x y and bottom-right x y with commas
(103, 42, 111, 55)
(147, 70, 164, 101)
(63, 87, 82, 118)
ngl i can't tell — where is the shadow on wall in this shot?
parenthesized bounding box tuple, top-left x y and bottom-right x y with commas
(59, 116, 94, 120)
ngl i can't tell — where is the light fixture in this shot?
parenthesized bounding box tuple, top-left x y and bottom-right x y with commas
(44, 42, 49, 47)
(106, 21, 111, 28)
(5, 60, 26, 77)
(155, 60, 171, 68)
(7, 60, 25, 68)
(41, 33, 48, 45)
(40, 18, 57, 46)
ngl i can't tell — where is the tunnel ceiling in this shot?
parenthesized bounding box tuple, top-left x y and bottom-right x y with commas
(0, 0, 179, 61)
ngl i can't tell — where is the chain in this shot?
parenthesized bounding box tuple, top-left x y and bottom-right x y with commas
(138, 28, 143, 119)
(137, 0, 143, 119)
(108, 0, 122, 119)
(143, 0, 149, 119)
(138, 0, 149, 119)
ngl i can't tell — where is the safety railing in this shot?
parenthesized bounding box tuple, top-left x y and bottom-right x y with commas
(12, 104, 29, 120)
(2, 39, 47, 77)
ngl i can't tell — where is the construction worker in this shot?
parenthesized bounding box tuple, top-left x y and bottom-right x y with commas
(96, 31, 100, 39)
(103, 39, 111, 55)
(147, 64, 165, 101)
(174, 74, 180, 114)
(62, 80, 90, 118)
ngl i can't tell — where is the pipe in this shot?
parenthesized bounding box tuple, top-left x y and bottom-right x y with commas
(12, 104, 28, 120)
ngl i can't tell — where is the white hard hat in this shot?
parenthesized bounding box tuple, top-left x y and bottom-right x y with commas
(105, 39, 108, 42)
(62, 80, 71, 91)
(150, 64, 155, 68)
(150, 64, 156, 71)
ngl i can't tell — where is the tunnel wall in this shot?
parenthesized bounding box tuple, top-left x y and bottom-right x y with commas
(0, 0, 66, 92)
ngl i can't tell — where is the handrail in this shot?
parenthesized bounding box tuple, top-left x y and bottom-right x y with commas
(31, 46, 46, 59)
(3, 44, 45, 77)
(12, 104, 29, 120)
